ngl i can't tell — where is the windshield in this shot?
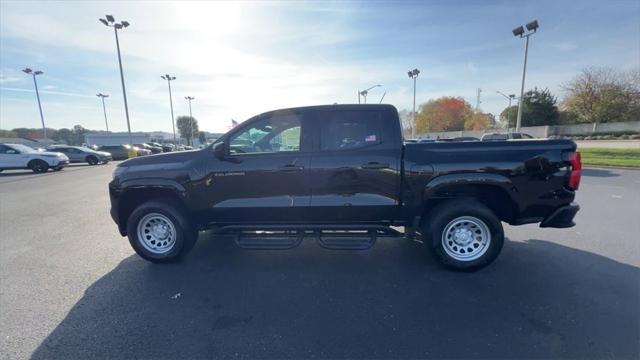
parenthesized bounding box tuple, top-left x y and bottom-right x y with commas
(8, 144, 37, 153)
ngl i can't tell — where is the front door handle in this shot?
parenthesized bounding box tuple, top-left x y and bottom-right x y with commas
(278, 164, 305, 172)
(361, 162, 389, 170)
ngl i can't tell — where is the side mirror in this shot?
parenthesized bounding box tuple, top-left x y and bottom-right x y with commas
(213, 142, 227, 160)
(213, 141, 241, 163)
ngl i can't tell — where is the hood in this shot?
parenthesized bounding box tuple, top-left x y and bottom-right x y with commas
(119, 149, 202, 167)
(38, 151, 67, 157)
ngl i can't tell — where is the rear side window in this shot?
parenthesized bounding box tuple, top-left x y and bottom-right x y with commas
(319, 111, 383, 151)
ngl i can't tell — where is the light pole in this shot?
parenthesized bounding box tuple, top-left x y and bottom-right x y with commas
(96, 93, 110, 132)
(161, 74, 177, 144)
(99, 15, 132, 145)
(358, 84, 381, 104)
(408, 68, 420, 139)
(22, 68, 47, 140)
(496, 91, 516, 126)
(512, 20, 539, 132)
(185, 96, 195, 146)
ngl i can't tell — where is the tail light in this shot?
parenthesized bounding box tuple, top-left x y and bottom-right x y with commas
(564, 151, 581, 190)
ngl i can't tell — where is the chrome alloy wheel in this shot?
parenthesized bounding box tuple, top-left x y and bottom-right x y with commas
(441, 216, 491, 261)
(137, 213, 177, 254)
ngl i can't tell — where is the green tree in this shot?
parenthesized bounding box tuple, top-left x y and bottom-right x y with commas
(562, 67, 640, 124)
(176, 116, 199, 146)
(0, 129, 17, 138)
(501, 88, 559, 128)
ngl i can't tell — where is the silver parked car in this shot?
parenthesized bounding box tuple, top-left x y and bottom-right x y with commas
(47, 145, 112, 165)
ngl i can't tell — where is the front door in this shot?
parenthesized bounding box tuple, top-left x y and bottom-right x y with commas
(205, 110, 311, 223)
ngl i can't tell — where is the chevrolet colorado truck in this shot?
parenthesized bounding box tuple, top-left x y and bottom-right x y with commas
(109, 104, 581, 270)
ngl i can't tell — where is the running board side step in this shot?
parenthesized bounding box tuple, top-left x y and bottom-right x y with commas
(217, 225, 403, 250)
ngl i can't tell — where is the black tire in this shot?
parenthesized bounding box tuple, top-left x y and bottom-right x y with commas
(126, 200, 198, 263)
(86, 155, 99, 165)
(53, 167, 63, 172)
(422, 199, 504, 271)
(29, 160, 49, 173)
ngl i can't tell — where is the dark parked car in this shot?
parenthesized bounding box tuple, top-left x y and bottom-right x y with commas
(47, 145, 111, 165)
(98, 145, 133, 160)
(134, 143, 162, 154)
(109, 104, 581, 270)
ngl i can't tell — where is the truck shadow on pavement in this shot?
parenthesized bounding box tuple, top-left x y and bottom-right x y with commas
(581, 168, 621, 178)
(32, 235, 639, 359)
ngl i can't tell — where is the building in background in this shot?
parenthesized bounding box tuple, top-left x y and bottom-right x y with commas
(84, 132, 150, 147)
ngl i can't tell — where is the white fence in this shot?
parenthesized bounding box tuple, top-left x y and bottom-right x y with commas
(416, 121, 640, 139)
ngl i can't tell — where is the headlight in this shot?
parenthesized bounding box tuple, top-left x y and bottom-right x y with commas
(112, 166, 129, 179)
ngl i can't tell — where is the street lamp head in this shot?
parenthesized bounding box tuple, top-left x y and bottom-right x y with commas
(34, 71, 43, 75)
(99, 18, 109, 26)
(105, 15, 115, 23)
(509, 94, 516, 99)
(114, 23, 123, 29)
(22, 68, 33, 74)
(526, 20, 539, 32)
(512, 26, 525, 37)
(121, 21, 130, 28)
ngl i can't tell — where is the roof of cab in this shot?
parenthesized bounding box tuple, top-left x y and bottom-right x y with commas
(254, 104, 398, 118)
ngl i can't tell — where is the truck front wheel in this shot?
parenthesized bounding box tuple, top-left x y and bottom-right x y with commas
(423, 200, 504, 271)
(126, 200, 198, 263)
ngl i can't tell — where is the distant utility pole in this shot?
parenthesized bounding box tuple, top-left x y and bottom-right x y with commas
(99, 14, 132, 145)
(22, 68, 47, 140)
(185, 96, 195, 146)
(161, 74, 177, 144)
(407, 68, 420, 139)
(512, 19, 539, 132)
(96, 93, 110, 132)
(476, 88, 482, 112)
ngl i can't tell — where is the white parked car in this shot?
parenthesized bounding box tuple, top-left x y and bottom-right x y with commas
(0, 143, 70, 173)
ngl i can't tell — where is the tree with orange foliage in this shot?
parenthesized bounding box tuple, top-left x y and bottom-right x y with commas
(415, 96, 473, 133)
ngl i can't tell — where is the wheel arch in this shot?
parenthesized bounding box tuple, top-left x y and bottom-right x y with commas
(117, 184, 189, 235)
(422, 173, 519, 224)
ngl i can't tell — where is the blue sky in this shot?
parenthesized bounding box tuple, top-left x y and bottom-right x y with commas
(1, 0, 638, 133)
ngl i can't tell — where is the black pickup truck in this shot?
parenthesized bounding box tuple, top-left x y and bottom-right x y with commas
(109, 104, 581, 270)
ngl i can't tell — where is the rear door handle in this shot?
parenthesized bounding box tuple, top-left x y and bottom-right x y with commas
(278, 164, 305, 171)
(361, 162, 389, 170)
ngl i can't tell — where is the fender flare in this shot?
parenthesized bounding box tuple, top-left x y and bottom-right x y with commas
(423, 173, 518, 203)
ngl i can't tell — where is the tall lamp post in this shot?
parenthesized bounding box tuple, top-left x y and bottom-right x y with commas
(22, 68, 47, 140)
(161, 74, 177, 144)
(512, 19, 539, 132)
(358, 84, 381, 104)
(408, 68, 420, 139)
(185, 96, 195, 146)
(496, 91, 516, 127)
(96, 93, 110, 132)
(99, 15, 132, 145)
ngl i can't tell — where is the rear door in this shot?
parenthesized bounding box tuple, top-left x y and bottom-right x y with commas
(205, 110, 312, 223)
(307, 108, 402, 222)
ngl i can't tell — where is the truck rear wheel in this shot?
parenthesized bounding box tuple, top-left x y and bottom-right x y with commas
(422, 199, 504, 271)
(126, 200, 198, 263)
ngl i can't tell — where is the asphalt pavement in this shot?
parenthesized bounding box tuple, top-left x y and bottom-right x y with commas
(0, 163, 638, 359)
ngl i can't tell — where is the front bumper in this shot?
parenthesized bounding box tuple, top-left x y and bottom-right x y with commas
(540, 202, 580, 228)
(109, 181, 126, 236)
(55, 160, 69, 168)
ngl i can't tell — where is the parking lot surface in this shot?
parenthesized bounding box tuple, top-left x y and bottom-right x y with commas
(1, 163, 639, 359)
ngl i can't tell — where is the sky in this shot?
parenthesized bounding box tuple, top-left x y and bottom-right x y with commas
(1, 0, 638, 134)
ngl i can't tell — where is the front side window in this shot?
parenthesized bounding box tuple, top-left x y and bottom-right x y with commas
(0, 145, 17, 154)
(319, 111, 383, 151)
(229, 113, 301, 155)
